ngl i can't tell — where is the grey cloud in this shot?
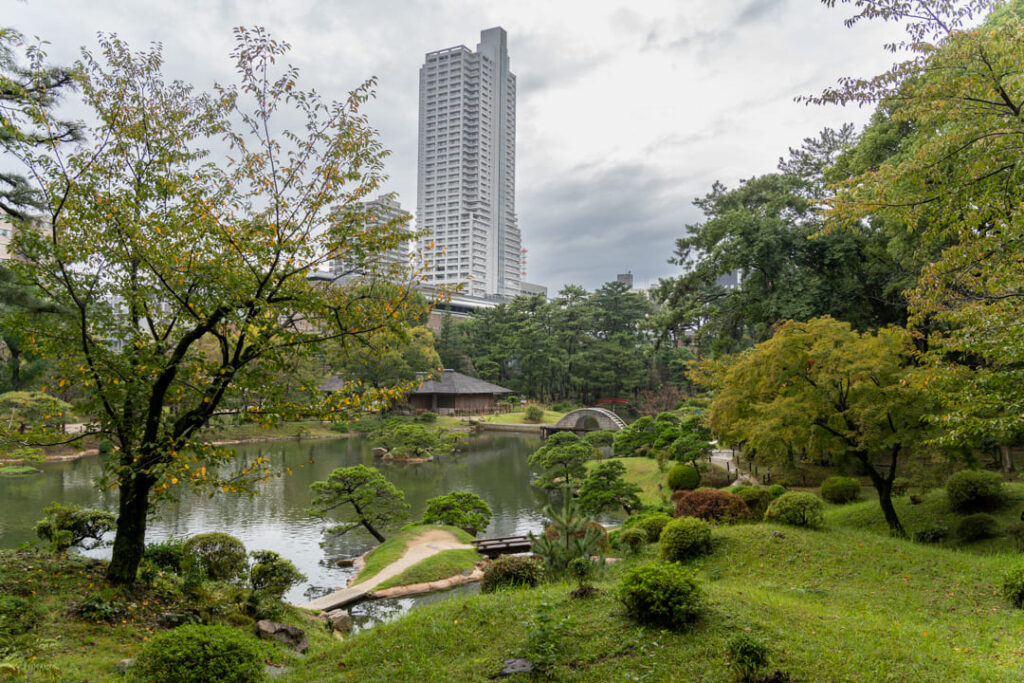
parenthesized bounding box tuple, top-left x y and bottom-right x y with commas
(735, 0, 789, 27)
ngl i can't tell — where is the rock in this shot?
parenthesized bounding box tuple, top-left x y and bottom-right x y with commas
(372, 447, 389, 458)
(112, 659, 134, 674)
(499, 658, 533, 676)
(255, 620, 309, 653)
(333, 630, 346, 642)
(335, 557, 356, 568)
(381, 452, 394, 462)
(324, 609, 353, 633)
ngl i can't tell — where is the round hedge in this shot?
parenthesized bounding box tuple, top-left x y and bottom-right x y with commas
(636, 514, 673, 543)
(767, 484, 786, 499)
(659, 517, 712, 562)
(820, 476, 861, 504)
(616, 561, 703, 631)
(616, 526, 648, 554)
(181, 532, 248, 583)
(955, 513, 1001, 542)
(736, 487, 773, 520)
(764, 492, 825, 529)
(480, 555, 543, 593)
(946, 470, 1005, 513)
(673, 489, 749, 524)
(667, 464, 700, 491)
(128, 624, 265, 682)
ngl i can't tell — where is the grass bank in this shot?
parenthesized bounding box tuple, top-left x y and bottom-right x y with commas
(356, 524, 476, 585)
(587, 456, 667, 507)
(480, 409, 567, 425)
(374, 548, 481, 590)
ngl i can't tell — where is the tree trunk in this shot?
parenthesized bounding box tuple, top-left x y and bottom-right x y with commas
(859, 448, 906, 538)
(361, 519, 386, 543)
(1001, 444, 1014, 474)
(106, 471, 155, 584)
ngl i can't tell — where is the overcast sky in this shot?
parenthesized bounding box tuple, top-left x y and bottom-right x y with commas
(7, 0, 906, 293)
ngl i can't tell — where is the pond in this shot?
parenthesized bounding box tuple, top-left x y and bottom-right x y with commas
(0, 432, 556, 628)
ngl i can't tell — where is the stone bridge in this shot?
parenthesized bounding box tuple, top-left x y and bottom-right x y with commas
(541, 408, 626, 438)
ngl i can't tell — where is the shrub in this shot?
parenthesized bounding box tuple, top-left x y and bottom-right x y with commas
(727, 632, 772, 682)
(637, 513, 673, 543)
(422, 492, 493, 534)
(1007, 522, 1024, 551)
(820, 476, 861, 504)
(481, 555, 543, 593)
(248, 550, 305, 600)
(181, 533, 248, 583)
(737, 487, 773, 520)
(674, 489, 749, 524)
(700, 465, 733, 488)
(617, 561, 703, 630)
(659, 517, 712, 562)
(545, 520, 610, 554)
(417, 410, 438, 423)
(764, 492, 825, 529)
(891, 477, 912, 496)
(524, 405, 544, 422)
(946, 470, 1005, 512)
(143, 537, 186, 574)
(913, 525, 948, 544)
(767, 484, 786, 498)
(128, 624, 265, 683)
(956, 513, 1000, 542)
(616, 526, 648, 554)
(1002, 566, 1024, 608)
(0, 595, 43, 636)
(583, 430, 615, 448)
(75, 589, 124, 623)
(33, 503, 116, 553)
(667, 464, 700, 491)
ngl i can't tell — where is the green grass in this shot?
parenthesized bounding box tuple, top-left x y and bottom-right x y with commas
(356, 524, 476, 585)
(588, 456, 668, 507)
(825, 482, 1024, 553)
(481, 409, 567, 425)
(374, 548, 481, 590)
(286, 523, 1024, 682)
(203, 420, 339, 442)
(0, 465, 42, 476)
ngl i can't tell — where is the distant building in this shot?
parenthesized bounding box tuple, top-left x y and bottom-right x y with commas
(519, 281, 547, 298)
(409, 369, 512, 414)
(0, 218, 13, 261)
(616, 272, 633, 288)
(328, 195, 413, 280)
(416, 27, 522, 299)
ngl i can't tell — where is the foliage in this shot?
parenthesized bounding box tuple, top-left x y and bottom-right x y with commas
(583, 430, 615, 449)
(674, 489, 749, 524)
(767, 484, 786, 499)
(616, 562, 704, 631)
(248, 550, 305, 600)
(577, 459, 642, 516)
(659, 517, 713, 563)
(1006, 523, 1024, 552)
(0, 596, 42, 636)
(1001, 566, 1024, 609)
(529, 431, 591, 491)
(328, 325, 440, 390)
(727, 632, 772, 683)
(612, 416, 659, 456)
(309, 465, 410, 543)
(705, 316, 935, 536)
(820, 476, 862, 504)
(667, 464, 700, 491)
(636, 513, 673, 543)
(700, 464, 733, 489)
(1, 29, 426, 584)
(524, 405, 544, 422)
(417, 411, 438, 423)
(764, 493, 825, 529)
(530, 498, 606, 577)
(143, 537, 186, 574)
(519, 601, 573, 676)
(75, 590, 123, 623)
(891, 478, 912, 496)
(421, 492, 492, 534)
(945, 470, 1005, 513)
(955, 514, 1000, 543)
(567, 556, 597, 594)
(127, 624, 265, 683)
(181, 533, 247, 584)
(912, 525, 948, 545)
(736, 487, 773, 520)
(0, 391, 74, 435)
(33, 503, 115, 553)
(371, 421, 465, 458)
(480, 555, 543, 593)
(615, 527, 649, 554)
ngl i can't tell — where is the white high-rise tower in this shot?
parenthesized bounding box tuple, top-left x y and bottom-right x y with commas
(417, 27, 521, 298)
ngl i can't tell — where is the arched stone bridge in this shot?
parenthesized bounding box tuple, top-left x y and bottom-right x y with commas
(541, 408, 626, 438)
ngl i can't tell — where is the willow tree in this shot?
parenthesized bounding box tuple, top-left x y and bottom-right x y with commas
(3, 29, 426, 584)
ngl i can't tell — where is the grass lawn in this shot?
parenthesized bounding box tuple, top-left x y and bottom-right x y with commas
(356, 524, 476, 585)
(588, 456, 668, 507)
(481, 409, 567, 425)
(204, 420, 340, 442)
(374, 548, 482, 590)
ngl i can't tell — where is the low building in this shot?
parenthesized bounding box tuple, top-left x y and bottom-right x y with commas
(409, 369, 512, 414)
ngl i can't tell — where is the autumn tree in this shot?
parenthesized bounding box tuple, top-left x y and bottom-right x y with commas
(2, 30, 426, 583)
(706, 317, 936, 536)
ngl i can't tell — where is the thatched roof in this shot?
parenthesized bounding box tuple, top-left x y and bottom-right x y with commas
(412, 369, 512, 395)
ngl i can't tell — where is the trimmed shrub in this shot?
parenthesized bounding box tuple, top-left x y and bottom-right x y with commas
(34, 503, 116, 553)
(674, 489, 749, 524)
(820, 476, 861, 504)
(913, 525, 948, 544)
(616, 526, 648, 554)
(128, 624, 265, 682)
(667, 464, 700, 491)
(727, 632, 772, 683)
(181, 533, 248, 583)
(616, 561, 703, 630)
(637, 513, 673, 543)
(956, 513, 1000, 542)
(416, 410, 438, 423)
(143, 537, 186, 574)
(1002, 566, 1024, 608)
(481, 555, 543, 593)
(737, 487, 773, 520)
(764, 492, 825, 529)
(545, 520, 610, 554)
(659, 517, 712, 562)
(524, 405, 544, 422)
(248, 550, 305, 600)
(0, 595, 43, 636)
(583, 430, 615, 448)
(946, 470, 1005, 513)
(891, 477, 912, 496)
(700, 465, 733, 489)
(767, 484, 786, 499)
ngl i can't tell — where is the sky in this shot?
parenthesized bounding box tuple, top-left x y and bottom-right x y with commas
(6, 0, 907, 293)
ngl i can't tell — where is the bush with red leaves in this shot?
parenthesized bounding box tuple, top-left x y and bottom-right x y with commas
(674, 489, 749, 524)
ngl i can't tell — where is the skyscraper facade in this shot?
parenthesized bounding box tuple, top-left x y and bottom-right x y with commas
(328, 195, 411, 280)
(417, 27, 521, 298)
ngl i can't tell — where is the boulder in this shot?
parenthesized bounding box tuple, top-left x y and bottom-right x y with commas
(111, 659, 134, 674)
(335, 557, 356, 568)
(371, 447, 389, 458)
(255, 620, 309, 653)
(499, 659, 533, 677)
(324, 609, 353, 633)
(381, 452, 394, 462)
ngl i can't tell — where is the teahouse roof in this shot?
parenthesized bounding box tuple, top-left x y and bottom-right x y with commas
(412, 369, 513, 395)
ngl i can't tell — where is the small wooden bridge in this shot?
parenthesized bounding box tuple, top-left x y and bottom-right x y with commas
(471, 535, 533, 558)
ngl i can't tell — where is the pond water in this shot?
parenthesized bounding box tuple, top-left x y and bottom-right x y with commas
(0, 433, 555, 628)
